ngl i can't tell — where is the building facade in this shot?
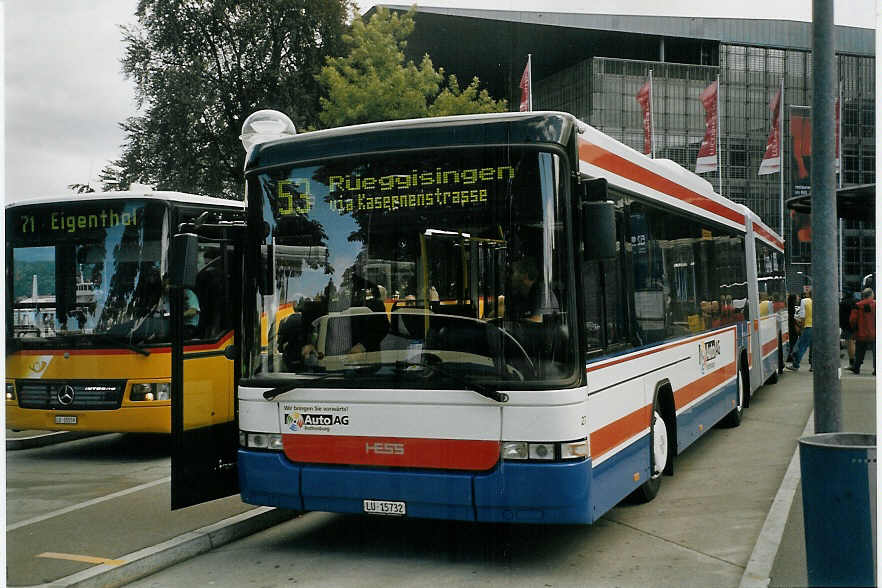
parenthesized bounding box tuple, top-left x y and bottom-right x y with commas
(390, 6, 876, 292)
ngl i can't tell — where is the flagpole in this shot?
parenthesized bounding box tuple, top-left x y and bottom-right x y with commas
(779, 78, 785, 237)
(838, 80, 842, 189)
(837, 80, 842, 293)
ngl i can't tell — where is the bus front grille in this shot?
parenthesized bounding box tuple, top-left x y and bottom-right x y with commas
(16, 380, 126, 410)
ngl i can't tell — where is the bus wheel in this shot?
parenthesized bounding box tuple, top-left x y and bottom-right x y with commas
(629, 398, 669, 503)
(720, 366, 745, 427)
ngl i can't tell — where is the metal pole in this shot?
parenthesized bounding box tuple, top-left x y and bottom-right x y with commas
(810, 0, 841, 433)
(779, 79, 785, 237)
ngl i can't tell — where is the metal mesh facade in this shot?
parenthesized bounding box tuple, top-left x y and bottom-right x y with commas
(533, 46, 875, 290)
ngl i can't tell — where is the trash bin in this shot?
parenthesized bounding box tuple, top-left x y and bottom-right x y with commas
(799, 432, 877, 587)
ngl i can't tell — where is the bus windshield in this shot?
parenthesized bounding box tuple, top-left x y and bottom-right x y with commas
(248, 147, 578, 389)
(7, 200, 169, 346)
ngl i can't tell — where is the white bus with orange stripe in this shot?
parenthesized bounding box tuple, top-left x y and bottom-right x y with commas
(173, 111, 786, 523)
(6, 192, 244, 434)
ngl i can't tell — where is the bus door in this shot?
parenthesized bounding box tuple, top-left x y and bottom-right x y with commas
(169, 230, 243, 509)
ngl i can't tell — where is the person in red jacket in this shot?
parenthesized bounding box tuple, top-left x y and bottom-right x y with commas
(849, 288, 875, 375)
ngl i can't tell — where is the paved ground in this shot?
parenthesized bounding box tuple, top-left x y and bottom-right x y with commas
(6, 360, 874, 587)
(767, 363, 876, 588)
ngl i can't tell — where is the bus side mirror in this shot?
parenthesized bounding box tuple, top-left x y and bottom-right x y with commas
(258, 244, 275, 295)
(582, 201, 617, 260)
(169, 233, 199, 290)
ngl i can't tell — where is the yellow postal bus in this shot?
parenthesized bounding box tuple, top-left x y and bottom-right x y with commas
(6, 191, 244, 433)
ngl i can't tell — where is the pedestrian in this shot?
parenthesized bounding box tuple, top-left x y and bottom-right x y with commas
(849, 288, 875, 375)
(787, 289, 812, 371)
(839, 288, 858, 368)
(786, 293, 800, 364)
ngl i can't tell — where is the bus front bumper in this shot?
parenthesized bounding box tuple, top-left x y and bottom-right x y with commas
(238, 449, 593, 524)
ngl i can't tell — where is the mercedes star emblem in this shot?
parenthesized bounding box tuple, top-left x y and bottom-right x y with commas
(57, 385, 75, 406)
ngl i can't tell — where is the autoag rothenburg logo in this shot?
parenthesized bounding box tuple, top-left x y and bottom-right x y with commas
(285, 411, 305, 432)
(57, 385, 76, 406)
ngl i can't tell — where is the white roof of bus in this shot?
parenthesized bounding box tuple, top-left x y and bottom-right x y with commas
(574, 117, 761, 235)
(277, 110, 780, 243)
(5, 191, 244, 210)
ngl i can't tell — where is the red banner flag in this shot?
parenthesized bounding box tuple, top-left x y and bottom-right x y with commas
(636, 80, 652, 155)
(519, 55, 532, 112)
(695, 81, 718, 173)
(758, 86, 782, 175)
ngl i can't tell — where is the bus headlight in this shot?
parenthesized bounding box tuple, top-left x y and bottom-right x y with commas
(6, 382, 15, 401)
(240, 431, 283, 451)
(130, 383, 171, 401)
(501, 439, 589, 461)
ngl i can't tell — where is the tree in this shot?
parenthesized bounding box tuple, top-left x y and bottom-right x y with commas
(104, 0, 353, 198)
(317, 7, 506, 128)
(68, 183, 96, 194)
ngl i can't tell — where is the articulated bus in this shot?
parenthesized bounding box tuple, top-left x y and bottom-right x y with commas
(172, 111, 787, 521)
(5, 191, 244, 435)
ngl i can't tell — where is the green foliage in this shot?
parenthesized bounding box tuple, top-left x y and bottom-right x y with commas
(317, 7, 506, 128)
(105, 0, 353, 198)
(68, 183, 96, 194)
(428, 75, 507, 117)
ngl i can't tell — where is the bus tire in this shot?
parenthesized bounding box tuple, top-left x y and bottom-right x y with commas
(720, 364, 745, 427)
(629, 395, 670, 503)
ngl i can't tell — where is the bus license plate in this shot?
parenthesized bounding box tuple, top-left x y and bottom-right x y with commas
(55, 416, 77, 425)
(363, 500, 406, 516)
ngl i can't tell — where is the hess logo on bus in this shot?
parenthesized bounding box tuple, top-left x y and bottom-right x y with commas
(365, 442, 405, 455)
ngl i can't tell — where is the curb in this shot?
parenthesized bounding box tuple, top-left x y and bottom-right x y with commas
(738, 411, 815, 588)
(6, 431, 106, 451)
(37, 506, 298, 588)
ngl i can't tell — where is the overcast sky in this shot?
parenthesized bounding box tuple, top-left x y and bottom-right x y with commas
(3, 0, 877, 201)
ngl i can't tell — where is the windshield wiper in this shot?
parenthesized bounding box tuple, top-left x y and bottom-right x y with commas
(93, 334, 151, 356)
(262, 372, 340, 400)
(396, 360, 509, 403)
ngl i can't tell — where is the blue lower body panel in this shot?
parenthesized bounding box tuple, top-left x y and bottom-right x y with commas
(762, 351, 778, 381)
(677, 377, 738, 451)
(238, 450, 593, 524)
(590, 435, 650, 520)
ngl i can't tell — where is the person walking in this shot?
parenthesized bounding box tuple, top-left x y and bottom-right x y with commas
(787, 289, 813, 371)
(849, 288, 875, 375)
(839, 288, 858, 368)
(787, 293, 800, 364)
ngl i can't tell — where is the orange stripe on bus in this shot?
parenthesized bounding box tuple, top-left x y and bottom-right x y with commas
(13, 331, 234, 356)
(578, 140, 746, 226)
(752, 221, 785, 251)
(762, 338, 778, 355)
(674, 362, 737, 410)
(590, 404, 652, 460)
